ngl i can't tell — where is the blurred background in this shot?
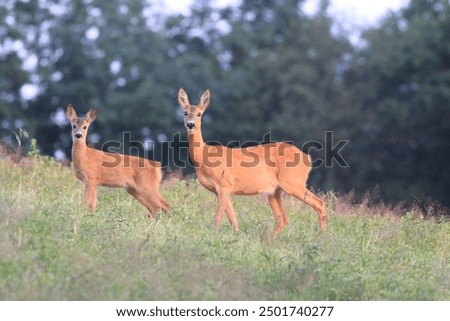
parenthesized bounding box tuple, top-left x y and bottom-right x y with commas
(1, 0, 449, 208)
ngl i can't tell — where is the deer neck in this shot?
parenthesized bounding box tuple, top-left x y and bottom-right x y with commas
(188, 127, 205, 167)
(71, 139, 88, 168)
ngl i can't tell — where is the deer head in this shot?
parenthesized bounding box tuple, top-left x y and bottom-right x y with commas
(178, 88, 210, 135)
(66, 104, 97, 142)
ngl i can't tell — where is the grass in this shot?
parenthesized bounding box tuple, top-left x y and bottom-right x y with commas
(0, 154, 449, 300)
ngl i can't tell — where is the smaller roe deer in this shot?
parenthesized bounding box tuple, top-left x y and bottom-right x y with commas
(66, 104, 170, 217)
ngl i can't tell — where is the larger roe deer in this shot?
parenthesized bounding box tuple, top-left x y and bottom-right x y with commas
(66, 104, 170, 217)
(178, 88, 326, 235)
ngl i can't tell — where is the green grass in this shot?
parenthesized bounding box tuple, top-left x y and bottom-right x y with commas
(0, 155, 449, 300)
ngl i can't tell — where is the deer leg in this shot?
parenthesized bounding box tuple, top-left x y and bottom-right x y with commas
(281, 185, 327, 231)
(224, 198, 239, 232)
(147, 179, 171, 214)
(84, 183, 97, 213)
(304, 189, 327, 231)
(268, 189, 288, 235)
(143, 185, 170, 215)
(214, 192, 227, 229)
(156, 194, 171, 213)
(148, 192, 170, 215)
(214, 190, 239, 232)
(275, 188, 288, 226)
(213, 193, 238, 229)
(125, 186, 158, 218)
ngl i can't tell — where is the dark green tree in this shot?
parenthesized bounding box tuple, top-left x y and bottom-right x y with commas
(346, 0, 450, 205)
(0, 2, 30, 146)
(27, 0, 174, 159)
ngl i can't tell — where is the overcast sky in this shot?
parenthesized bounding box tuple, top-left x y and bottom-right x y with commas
(163, 0, 409, 27)
(161, 0, 409, 44)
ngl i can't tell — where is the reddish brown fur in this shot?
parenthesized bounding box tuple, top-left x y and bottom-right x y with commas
(66, 104, 170, 217)
(178, 88, 326, 234)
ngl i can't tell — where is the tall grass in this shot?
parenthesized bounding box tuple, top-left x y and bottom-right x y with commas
(0, 154, 449, 300)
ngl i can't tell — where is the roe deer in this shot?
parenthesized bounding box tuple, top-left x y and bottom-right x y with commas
(178, 88, 326, 235)
(66, 104, 170, 217)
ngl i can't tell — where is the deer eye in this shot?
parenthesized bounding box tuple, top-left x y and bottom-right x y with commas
(83, 126, 87, 129)
(197, 113, 202, 117)
(72, 124, 76, 129)
(184, 112, 188, 116)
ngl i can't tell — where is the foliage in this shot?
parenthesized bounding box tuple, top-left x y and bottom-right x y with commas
(0, 155, 449, 300)
(346, 0, 450, 204)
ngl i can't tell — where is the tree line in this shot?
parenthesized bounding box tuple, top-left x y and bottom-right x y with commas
(1, 0, 449, 207)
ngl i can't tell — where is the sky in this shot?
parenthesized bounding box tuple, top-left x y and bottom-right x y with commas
(163, 0, 410, 32)
(307, 0, 409, 26)
(161, 0, 410, 46)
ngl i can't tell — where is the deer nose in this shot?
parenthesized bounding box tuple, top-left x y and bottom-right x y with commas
(75, 133, 82, 139)
(187, 122, 195, 130)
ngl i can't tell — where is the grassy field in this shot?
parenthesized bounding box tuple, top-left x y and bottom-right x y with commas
(0, 154, 449, 300)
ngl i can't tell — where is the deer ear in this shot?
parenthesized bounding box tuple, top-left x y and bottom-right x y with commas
(199, 89, 210, 111)
(178, 88, 190, 110)
(66, 104, 77, 122)
(85, 107, 97, 122)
